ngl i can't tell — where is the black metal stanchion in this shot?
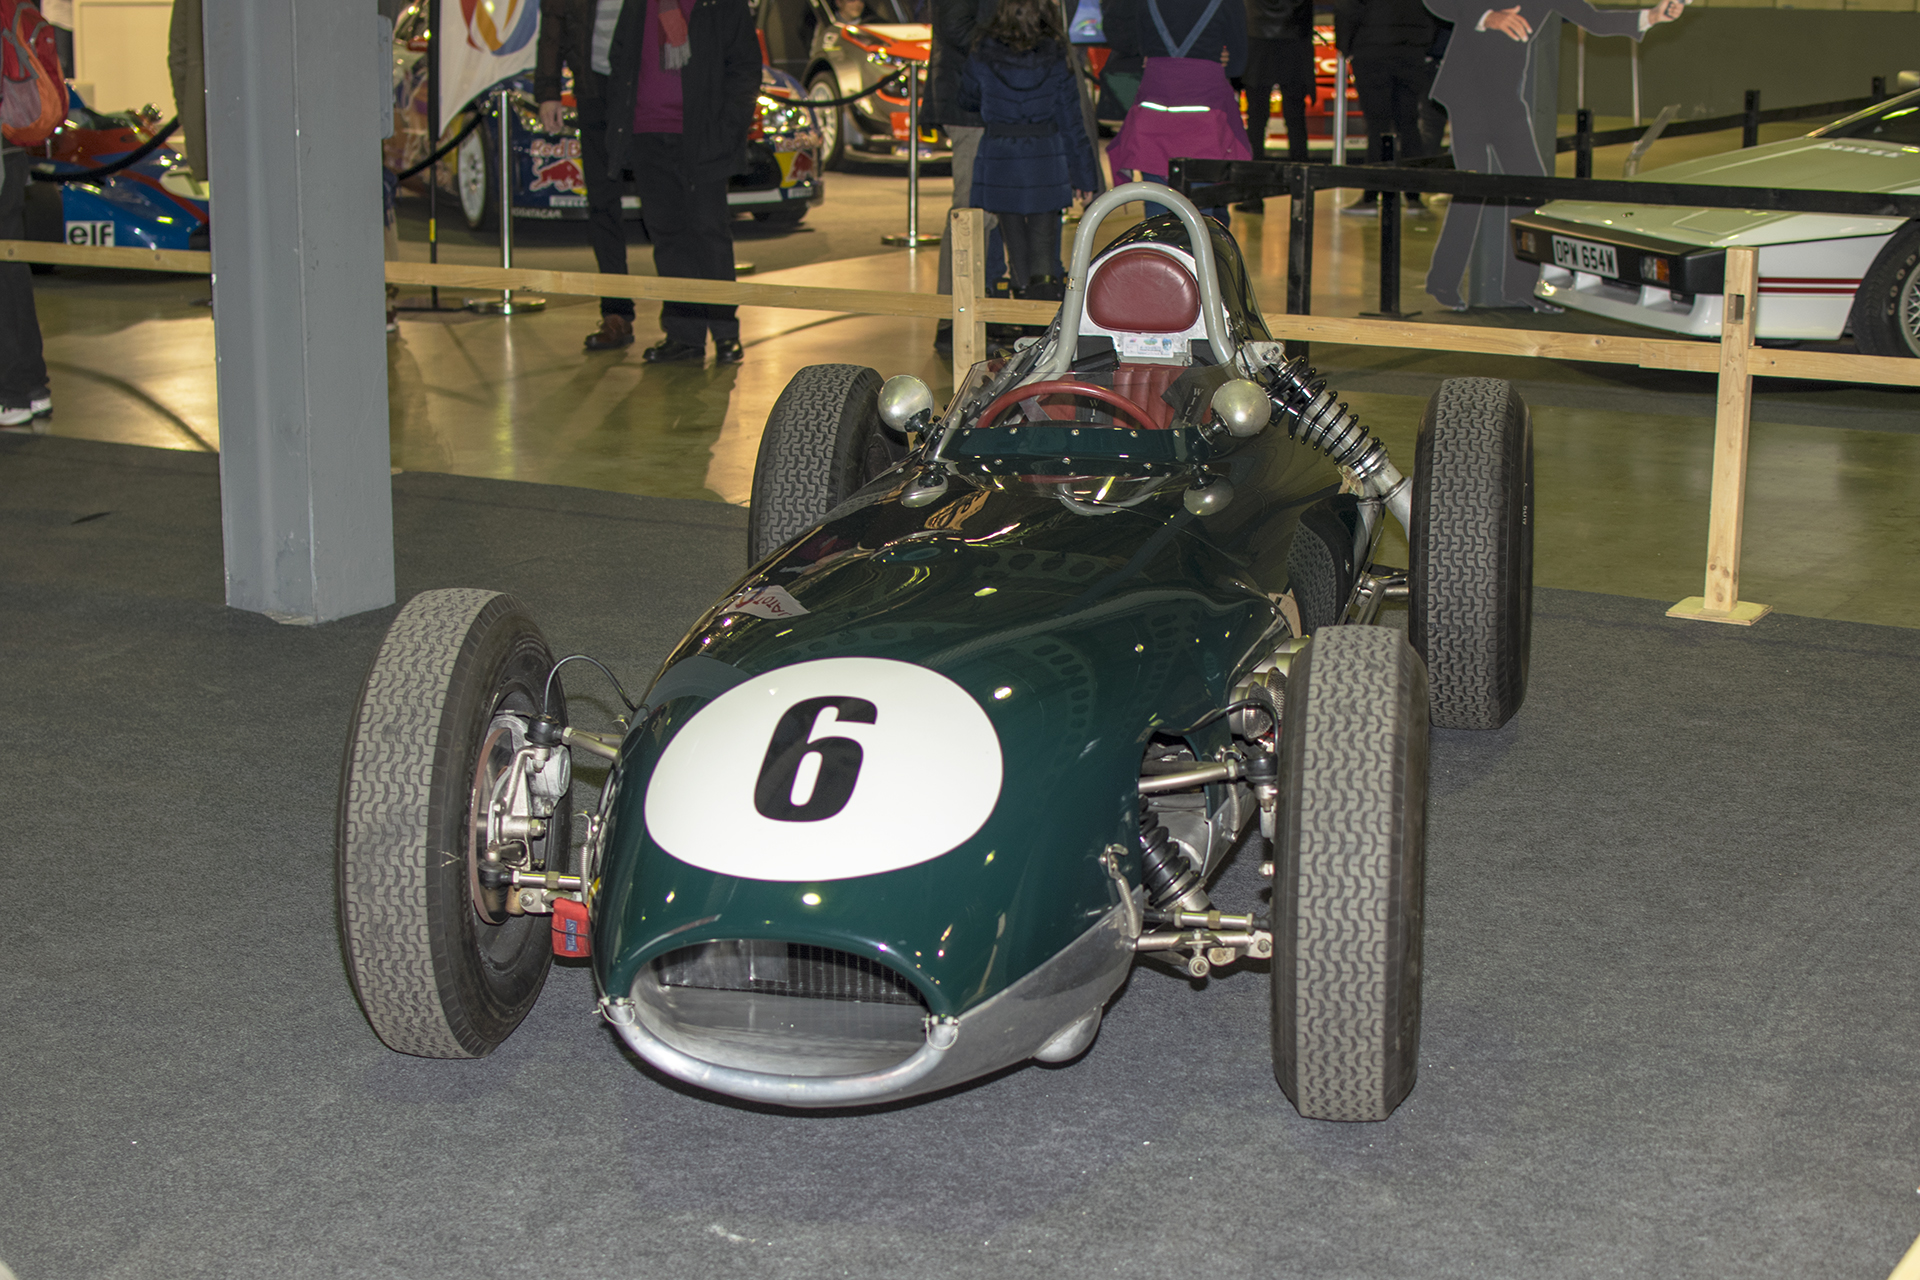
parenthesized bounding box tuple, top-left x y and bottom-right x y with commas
(1872, 75, 1887, 102)
(1285, 163, 1315, 359)
(1575, 108, 1593, 181)
(1361, 136, 1413, 319)
(1742, 89, 1761, 149)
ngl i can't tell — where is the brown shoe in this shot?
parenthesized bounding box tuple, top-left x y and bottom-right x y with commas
(585, 314, 634, 351)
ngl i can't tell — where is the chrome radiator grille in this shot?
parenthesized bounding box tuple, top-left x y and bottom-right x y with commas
(654, 940, 927, 1009)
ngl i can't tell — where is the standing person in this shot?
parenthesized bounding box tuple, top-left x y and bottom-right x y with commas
(1, 0, 60, 432)
(603, 0, 761, 363)
(1335, 0, 1439, 216)
(1104, 0, 1249, 220)
(930, 0, 999, 352)
(537, 0, 641, 351)
(1235, 0, 1312, 212)
(959, 0, 1102, 296)
(1422, 0, 1683, 308)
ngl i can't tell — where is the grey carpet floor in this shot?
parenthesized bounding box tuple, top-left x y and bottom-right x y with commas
(2, 435, 1916, 1280)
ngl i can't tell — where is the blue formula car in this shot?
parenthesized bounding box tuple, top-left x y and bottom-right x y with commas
(24, 89, 210, 253)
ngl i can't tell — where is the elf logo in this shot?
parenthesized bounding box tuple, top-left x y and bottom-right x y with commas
(65, 221, 114, 247)
(646, 658, 1004, 882)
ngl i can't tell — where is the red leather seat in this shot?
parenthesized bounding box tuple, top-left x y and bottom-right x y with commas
(1085, 247, 1202, 334)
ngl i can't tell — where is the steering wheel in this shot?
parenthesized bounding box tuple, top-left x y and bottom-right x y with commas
(975, 379, 1163, 435)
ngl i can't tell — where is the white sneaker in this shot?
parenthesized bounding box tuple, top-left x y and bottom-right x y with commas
(0, 403, 35, 430)
(29, 390, 51, 417)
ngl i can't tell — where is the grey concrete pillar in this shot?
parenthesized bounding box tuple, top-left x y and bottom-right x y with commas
(203, 0, 395, 623)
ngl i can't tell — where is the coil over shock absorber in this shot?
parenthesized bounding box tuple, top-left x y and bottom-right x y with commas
(1262, 356, 1393, 487)
(1138, 800, 1211, 913)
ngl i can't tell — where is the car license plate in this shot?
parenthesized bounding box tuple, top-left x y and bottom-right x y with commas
(1551, 234, 1619, 278)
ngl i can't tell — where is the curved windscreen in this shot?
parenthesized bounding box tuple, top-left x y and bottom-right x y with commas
(1811, 90, 1920, 147)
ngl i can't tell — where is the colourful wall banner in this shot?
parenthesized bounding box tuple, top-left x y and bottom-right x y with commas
(437, 0, 540, 135)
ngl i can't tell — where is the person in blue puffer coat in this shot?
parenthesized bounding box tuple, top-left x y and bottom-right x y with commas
(959, 0, 1102, 295)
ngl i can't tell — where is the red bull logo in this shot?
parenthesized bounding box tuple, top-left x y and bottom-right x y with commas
(530, 157, 584, 193)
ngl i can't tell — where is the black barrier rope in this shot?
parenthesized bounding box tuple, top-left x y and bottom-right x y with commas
(389, 67, 906, 184)
(797, 66, 909, 108)
(392, 108, 488, 182)
(30, 116, 178, 184)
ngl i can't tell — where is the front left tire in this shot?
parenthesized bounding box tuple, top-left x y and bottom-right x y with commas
(1272, 625, 1429, 1122)
(338, 589, 569, 1058)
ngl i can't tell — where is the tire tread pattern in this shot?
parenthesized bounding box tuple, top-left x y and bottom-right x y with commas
(1274, 626, 1429, 1122)
(1410, 377, 1532, 730)
(747, 364, 886, 565)
(339, 589, 508, 1059)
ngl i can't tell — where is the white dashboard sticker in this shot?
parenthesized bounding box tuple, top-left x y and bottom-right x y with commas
(644, 657, 1003, 882)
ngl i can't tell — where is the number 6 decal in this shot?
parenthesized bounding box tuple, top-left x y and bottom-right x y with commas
(754, 697, 877, 822)
(646, 658, 1004, 882)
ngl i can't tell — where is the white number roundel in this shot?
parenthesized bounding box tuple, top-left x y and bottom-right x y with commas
(643, 657, 1005, 882)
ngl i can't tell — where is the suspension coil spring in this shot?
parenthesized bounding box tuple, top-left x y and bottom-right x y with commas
(1263, 356, 1391, 484)
(1138, 801, 1208, 912)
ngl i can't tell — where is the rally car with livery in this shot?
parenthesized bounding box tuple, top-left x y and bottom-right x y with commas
(337, 184, 1533, 1118)
(1514, 88, 1920, 357)
(386, 1, 824, 230)
(756, 0, 939, 170)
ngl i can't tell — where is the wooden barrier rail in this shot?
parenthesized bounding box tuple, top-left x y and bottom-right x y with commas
(7, 230, 1918, 626)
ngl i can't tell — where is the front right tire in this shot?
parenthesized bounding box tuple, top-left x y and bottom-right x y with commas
(338, 589, 567, 1058)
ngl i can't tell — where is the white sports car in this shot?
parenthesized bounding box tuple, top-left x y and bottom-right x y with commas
(1511, 90, 1920, 356)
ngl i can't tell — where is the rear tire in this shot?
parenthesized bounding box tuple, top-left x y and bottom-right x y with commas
(1272, 626, 1429, 1122)
(338, 589, 568, 1058)
(747, 364, 903, 564)
(1851, 222, 1920, 358)
(1410, 377, 1532, 730)
(457, 122, 496, 231)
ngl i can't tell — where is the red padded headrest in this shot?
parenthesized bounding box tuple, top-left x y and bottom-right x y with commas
(1085, 247, 1201, 334)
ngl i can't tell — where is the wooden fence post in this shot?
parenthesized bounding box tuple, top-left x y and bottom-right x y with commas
(951, 208, 987, 371)
(1668, 246, 1773, 626)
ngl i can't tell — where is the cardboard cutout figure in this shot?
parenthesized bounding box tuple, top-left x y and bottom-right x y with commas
(1422, 0, 1684, 308)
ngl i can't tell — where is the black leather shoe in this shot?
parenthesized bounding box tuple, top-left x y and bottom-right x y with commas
(641, 337, 705, 363)
(714, 338, 744, 364)
(585, 314, 634, 351)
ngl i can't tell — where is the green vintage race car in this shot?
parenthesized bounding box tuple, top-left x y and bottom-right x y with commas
(336, 185, 1533, 1121)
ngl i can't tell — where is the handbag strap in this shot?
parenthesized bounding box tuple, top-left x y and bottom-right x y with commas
(1145, 0, 1229, 60)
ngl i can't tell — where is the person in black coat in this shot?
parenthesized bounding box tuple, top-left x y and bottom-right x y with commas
(1241, 0, 1312, 164)
(960, 0, 1101, 291)
(1334, 0, 1438, 214)
(1422, 0, 1683, 308)
(603, 0, 761, 361)
(932, 0, 1001, 319)
(536, 0, 636, 351)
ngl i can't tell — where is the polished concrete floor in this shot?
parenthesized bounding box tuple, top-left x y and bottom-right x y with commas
(19, 121, 1920, 627)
